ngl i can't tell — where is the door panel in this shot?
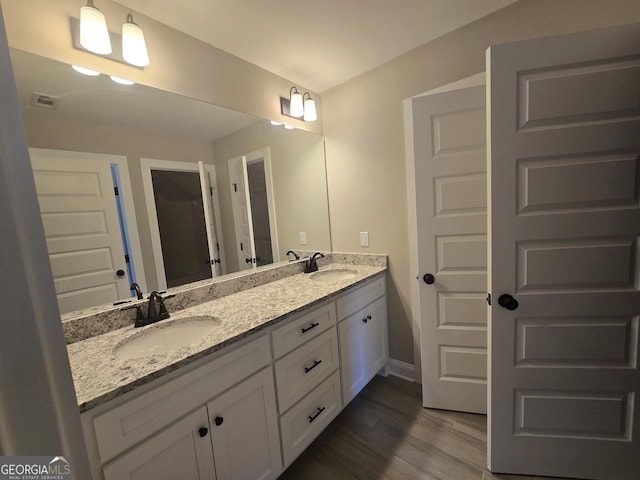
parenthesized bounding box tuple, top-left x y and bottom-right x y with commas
(228, 156, 256, 270)
(30, 151, 129, 313)
(413, 85, 488, 414)
(488, 23, 640, 479)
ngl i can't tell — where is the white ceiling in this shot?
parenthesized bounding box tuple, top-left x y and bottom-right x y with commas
(113, 0, 519, 93)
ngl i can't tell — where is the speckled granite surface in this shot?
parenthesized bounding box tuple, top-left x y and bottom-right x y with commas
(67, 261, 386, 412)
(63, 252, 386, 344)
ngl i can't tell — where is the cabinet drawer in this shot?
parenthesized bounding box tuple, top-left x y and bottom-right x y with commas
(280, 370, 342, 467)
(336, 275, 385, 320)
(274, 327, 339, 413)
(271, 302, 336, 359)
(91, 334, 271, 463)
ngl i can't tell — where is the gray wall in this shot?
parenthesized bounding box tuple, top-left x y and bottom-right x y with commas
(322, 0, 640, 367)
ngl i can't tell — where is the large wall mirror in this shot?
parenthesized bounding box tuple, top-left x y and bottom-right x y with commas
(10, 49, 331, 315)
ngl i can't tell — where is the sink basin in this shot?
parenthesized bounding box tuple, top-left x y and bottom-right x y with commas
(310, 268, 357, 283)
(114, 316, 221, 360)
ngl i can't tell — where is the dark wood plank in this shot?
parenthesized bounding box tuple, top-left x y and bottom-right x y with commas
(279, 375, 574, 480)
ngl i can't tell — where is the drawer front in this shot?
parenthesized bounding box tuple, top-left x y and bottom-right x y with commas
(280, 370, 342, 467)
(336, 275, 385, 320)
(271, 302, 336, 359)
(92, 334, 271, 463)
(275, 327, 339, 413)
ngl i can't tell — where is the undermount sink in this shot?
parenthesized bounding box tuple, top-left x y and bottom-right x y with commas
(114, 316, 221, 360)
(310, 268, 358, 283)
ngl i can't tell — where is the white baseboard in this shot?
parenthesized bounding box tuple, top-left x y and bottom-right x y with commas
(386, 358, 417, 383)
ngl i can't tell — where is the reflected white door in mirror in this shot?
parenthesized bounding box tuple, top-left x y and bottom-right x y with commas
(29, 148, 146, 314)
(140, 158, 226, 290)
(228, 147, 279, 271)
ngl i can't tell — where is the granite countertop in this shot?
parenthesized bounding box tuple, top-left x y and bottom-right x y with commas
(67, 263, 385, 412)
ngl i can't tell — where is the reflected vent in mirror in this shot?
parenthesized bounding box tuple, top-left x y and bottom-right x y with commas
(31, 92, 60, 109)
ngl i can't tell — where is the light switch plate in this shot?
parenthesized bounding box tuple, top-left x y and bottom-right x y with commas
(360, 231, 369, 247)
(299, 232, 307, 245)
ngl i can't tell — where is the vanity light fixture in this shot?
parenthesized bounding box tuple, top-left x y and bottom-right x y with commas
(280, 86, 318, 122)
(289, 87, 304, 118)
(303, 92, 317, 122)
(122, 14, 150, 67)
(80, 0, 112, 55)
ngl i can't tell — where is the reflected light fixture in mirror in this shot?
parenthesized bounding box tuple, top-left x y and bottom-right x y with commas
(122, 14, 150, 67)
(80, 0, 112, 55)
(72, 65, 100, 76)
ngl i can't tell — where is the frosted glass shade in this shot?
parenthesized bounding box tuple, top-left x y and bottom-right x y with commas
(80, 4, 112, 55)
(303, 97, 317, 122)
(122, 16, 150, 67)
(289, 90, 304, 118)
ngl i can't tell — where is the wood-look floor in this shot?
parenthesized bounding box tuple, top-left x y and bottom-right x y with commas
(279, 375, 572, 480)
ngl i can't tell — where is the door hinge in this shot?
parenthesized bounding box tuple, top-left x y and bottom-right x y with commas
(124, 254, 130, 264)
(114, 186, 119, 196)
(486, 293, 492, 306)
(209, 186, 214, 195)
(216, 241, 220, 251)
(232, 183, 238, 192)
(240, 242, 244, 251)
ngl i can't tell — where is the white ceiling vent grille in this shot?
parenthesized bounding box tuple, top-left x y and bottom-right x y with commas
(31, 92, 60, 109)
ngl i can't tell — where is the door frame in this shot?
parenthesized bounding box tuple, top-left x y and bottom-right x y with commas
(140, 158, 223, 290)
(404, 72, 486, 384)
(245, 147, 280, 265)
(29, 147, 147, 294)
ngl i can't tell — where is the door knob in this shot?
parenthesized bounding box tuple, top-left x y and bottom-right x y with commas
(498, 294, 519, 311)
(116, 269, 125, 277)
(198, 427, 208, 437)
(214, 416, 224, 426)
(423, 273, 435, 285)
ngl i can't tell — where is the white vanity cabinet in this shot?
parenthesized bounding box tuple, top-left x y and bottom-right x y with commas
(80, 271, 388, 479)
(337, 276, 388, 405)
(82, 334, 281, 480)
(102, 407, 215, 480)
(271, 302, 343, 467)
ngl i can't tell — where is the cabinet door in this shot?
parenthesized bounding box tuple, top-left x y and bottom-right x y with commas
(207, 367, 281, 480)
(102, 407, 215, 480)
(338, 308, 368, 405)
(363, 296, 388, 377)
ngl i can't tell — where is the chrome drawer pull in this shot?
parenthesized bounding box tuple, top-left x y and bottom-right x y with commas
(304, 359, 322, 373)
(308, 406, 325, 423)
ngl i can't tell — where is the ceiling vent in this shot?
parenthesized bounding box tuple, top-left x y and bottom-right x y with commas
(31, 92, 60, 109)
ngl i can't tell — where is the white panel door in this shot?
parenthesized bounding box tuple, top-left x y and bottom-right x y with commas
(488, 24, 640, 479)
(228, 155, 256, 270)
(413, 85, 488, 413)
(30, 150, 129, 313)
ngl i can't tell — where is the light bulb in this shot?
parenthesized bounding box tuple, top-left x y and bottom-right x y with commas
(289, 89, 303, 118)
(122, 14, 150, 67)
(303, 96, 317, 122)
(80, 1, 112, 55)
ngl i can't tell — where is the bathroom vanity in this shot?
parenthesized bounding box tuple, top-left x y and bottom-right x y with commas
(67, 257, 387, 479)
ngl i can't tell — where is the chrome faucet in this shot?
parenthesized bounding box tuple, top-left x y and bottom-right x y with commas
(304, 252, 325, 273)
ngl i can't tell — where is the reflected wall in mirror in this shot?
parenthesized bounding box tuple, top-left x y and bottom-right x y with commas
(11, 49, 331, 315)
